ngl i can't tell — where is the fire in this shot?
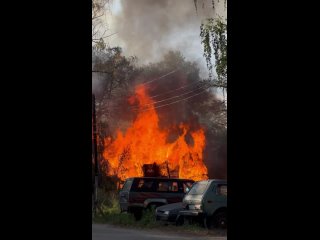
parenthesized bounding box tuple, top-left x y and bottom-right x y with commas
(103, 85, 208, 181)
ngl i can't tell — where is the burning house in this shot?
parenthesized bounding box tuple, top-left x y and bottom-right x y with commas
(102, 85, 209, 182)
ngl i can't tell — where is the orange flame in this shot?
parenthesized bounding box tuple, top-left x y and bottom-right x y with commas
(103, 85, 208, 181)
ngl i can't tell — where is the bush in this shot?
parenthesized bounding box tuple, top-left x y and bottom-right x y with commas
(93, 189, 159, 227)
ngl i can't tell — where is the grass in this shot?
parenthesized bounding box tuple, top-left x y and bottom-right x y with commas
(92, 191, 161, 228)
(92, 190, 226, 236)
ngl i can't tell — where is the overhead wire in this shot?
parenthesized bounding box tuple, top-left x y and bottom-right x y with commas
(127, 82, 211, 111)
(139, 67, 181, 86)
(95, 66, 215, 112)
(149, 81, 203, 99)
(137, 85, 213, 112)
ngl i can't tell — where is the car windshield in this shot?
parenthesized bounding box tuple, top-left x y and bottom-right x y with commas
(188, 182, 208, 195)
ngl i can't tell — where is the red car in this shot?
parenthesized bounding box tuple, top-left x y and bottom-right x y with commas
(119, 177, 194, 220)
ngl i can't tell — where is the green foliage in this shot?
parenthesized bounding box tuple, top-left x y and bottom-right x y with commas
(200, 18, 227, 87)
(194, 0, 227, 90)
(212, 20, 227, 84)
(93, 190, 158, 227)
(200, 20, 213, 78)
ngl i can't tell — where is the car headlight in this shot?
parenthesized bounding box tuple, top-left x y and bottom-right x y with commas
(164, 211, 169, 215)
(188, 204, 202, 210)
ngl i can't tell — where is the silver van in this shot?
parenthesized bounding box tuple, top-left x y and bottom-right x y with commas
(178, 179, 227, 228)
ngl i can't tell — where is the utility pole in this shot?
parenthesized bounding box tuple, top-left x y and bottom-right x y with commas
(92, 94, 99, 216)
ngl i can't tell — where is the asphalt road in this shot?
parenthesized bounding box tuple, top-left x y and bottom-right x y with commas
(92, 224, 227, 240)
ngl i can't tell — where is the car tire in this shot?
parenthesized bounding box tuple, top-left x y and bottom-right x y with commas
(214, 211, 227, 229)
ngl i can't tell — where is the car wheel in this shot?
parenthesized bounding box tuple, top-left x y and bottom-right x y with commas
(214, 211, 227, 229)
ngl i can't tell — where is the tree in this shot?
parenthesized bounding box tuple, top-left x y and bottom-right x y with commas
(194, 0, 227, 179)
(92, 46, 139, 188)
(200, 18, 227, 89)
(92, 47, 139, 121)
(92, 0, 115, 49)
(92, 47, 139, 154)
(194, 0, 227, 93)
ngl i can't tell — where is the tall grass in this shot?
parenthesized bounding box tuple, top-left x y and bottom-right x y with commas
(93, 190, 161, 227)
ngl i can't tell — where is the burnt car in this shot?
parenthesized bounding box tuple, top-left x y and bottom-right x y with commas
(119, 177, 194, 220)
(155, 179, 227, 228)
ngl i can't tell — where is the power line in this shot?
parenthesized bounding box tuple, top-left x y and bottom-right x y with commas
(109, 82, 211, 111)
(139, 67, 181, 86)
(110, 80, 203, 101)
(135, 85, 212, 112)
(94, 67, 182, 101)
(128, 82, 211, 110)
(151, 82, 210, 104)
(149, 81, 203, 99)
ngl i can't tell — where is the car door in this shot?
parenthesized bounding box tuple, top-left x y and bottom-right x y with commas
(206, 183, 227, 215)
(214, 184, 227, 206)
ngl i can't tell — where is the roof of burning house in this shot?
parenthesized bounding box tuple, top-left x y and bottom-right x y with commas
(124, 177, 195, 181)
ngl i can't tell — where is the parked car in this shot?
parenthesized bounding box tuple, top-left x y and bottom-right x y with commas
(119, 177, 194, 220)
(155, 202, 185, 222)
(155, 179, 227, 228)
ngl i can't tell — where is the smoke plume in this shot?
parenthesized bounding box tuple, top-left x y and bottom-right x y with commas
(109, 0, 224, 68)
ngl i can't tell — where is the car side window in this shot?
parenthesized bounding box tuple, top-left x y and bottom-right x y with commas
(156, 181, 179, 192)
(217, 184, 227, 196)
(170, 182, 178, 192)
(157, 181, 169, 192)
(135, 179, 154, 192)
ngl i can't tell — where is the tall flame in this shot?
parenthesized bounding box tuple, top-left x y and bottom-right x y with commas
(103, 85, 208, 181)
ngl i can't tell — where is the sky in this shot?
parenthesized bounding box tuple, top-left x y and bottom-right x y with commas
(95, 0, 227, 98)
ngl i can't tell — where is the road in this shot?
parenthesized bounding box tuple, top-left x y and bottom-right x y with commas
(92, 224, 227, 240)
